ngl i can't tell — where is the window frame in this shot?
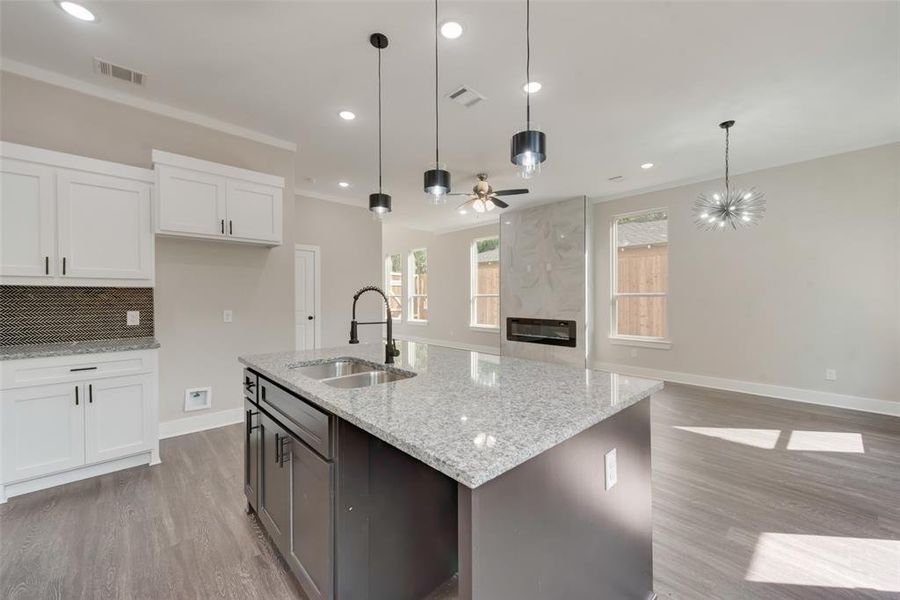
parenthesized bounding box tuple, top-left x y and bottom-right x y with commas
(384, 253, 402, 321)
(407, 248, 428, 324)
(469, 236, 501, 331)
(609, 208, 672, 349)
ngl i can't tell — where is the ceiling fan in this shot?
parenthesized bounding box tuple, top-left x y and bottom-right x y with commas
(453, 173, 528, 214)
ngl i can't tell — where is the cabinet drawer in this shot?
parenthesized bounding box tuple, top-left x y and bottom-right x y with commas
(1, 350, 157, 389)
(259, 378, 332, 459)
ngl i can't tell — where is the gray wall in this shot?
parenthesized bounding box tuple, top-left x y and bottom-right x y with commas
(383, 222, 501, 351)
(591, 143, 900, 403)
(0, 72, 382, 423)
(500, 197, 587, 366)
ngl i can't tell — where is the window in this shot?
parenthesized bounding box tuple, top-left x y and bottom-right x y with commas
(384, 254, 402, 320)
(611, 210, 669, 346)
(407, 248, 428, 322)
(470, 237, 500, 329)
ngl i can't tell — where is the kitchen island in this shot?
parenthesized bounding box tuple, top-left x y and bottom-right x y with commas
(239, 341, 662, 600)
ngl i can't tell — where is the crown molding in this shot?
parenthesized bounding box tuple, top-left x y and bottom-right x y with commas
(1, 59, 297, 152)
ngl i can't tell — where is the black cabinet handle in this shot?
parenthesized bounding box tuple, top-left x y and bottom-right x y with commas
(229, 220, 233, 235)
(279, 436, 291, 467)
(307, 315, 314, 321)
(244, 380, 256, 390)
(62, 257, 67, 275)
(245, 409, 259, 436)
(70, 366, 97, 372)
(75, 386, 79, 406)
(220, 219, 225, 234)
(274, 432, 281, 464)
(88, 384, 93, 404)
(45, 256, 49, 275)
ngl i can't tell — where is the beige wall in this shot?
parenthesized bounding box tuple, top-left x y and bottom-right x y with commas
(591, 143, 900, 403)
(0, 72, 381, 423)
(383, 222, 501, 351)
(294, 195, 384, 348)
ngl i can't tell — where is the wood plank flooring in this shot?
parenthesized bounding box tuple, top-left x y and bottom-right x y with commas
(1, 383, 898, 599)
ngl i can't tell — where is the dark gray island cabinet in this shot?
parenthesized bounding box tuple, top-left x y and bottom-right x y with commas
(240, 342, 663, 600)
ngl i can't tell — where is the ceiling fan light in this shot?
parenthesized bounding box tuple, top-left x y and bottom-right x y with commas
(510, 129, 546, 179)
(424, 164, 451, 204)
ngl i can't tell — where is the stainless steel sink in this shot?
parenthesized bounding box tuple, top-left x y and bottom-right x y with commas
(292, 357, 415, 388)
(292, 358, 374, 380)
(323, 369, 414, 389)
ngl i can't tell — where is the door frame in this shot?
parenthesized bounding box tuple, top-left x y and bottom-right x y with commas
(295, 244, 322, 351)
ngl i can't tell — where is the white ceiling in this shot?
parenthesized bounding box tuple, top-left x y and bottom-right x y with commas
(2, 1, 898, 232)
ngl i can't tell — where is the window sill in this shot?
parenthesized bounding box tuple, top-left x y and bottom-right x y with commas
(406, 320, 428, 326)
(608, 335, 672, 350)
(469, 325, 500, 333)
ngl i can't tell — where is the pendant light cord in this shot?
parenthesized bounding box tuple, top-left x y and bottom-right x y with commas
(525, 0, 531, 128)
(377, 44, 383, 194)
(724, 125, 730, 195)
(434, 0, 439, 164)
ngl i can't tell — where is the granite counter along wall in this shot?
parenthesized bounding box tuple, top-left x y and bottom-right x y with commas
(0, 285, 154, 346)
(499, 196, 587, 367)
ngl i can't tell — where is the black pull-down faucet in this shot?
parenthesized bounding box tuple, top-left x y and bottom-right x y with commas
(349, 285, 400, 364)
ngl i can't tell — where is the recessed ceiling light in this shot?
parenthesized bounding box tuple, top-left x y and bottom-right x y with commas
(58, 1, 95, 21)
(523, 81, 542, 94)
(641, 162, 654, 169)
(338, 110, 356, 121)
(440, 21, 463, 39)
(338, 181, 350, 188)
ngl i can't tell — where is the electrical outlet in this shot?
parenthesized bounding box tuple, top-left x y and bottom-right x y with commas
(223, 309, 233, 323)
(126, 311, 140, 326)
(604, 448, 618, 491)
(825, 369, 837, 381)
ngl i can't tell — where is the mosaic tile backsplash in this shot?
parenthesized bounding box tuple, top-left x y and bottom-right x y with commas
(0, 286, 154, 346)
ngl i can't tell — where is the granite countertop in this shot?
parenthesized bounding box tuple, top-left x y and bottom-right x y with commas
(0, 337, 160, 360)
(240, 341, 662, 488)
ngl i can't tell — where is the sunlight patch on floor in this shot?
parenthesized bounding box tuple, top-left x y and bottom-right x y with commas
(745, 533, 900, 592)
(673, 426, 781, 449)
(786, 431, 865, 453)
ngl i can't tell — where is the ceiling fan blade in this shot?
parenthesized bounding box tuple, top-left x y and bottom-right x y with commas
(493, 188, 529, 196)
(489, 197, 510, 209)
(457, 198, 477, 211)
(447, 192, 472, 196)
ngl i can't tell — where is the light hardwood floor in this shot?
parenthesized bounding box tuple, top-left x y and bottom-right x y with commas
(1, 383, 898, 599)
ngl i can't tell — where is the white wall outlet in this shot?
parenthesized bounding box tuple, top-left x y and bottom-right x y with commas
(825, 369, 837, 381)
(223, 309, 233, 323)
(126, 310, 140, 326)
(604, 448, 618, 491)
(184, 387, 212, 412)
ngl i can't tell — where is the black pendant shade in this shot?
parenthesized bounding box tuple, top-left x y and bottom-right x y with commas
(424, 167, 450, 197)
(369, 192, 392, 215)
(510, 0, 546, 179)
(424, 0, 451, 202)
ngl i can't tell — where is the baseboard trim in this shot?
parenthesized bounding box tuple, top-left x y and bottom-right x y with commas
(395, 334, 500, 356)
(159, 407, 244, 439)
(592, 361, 900, 417)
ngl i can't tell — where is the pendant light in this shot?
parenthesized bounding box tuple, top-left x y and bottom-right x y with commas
(693, 120, 766, 230)
(369, 33, 392, 217)
(510, 0, 546, 179)
(423, 0, 451, 203)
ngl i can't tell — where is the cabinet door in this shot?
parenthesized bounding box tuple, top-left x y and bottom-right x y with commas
(157, 165, 226, 237)
(56, 170, 152, 280)
(225, 179, 282, 243)
(258, 412, 292, 553)
(288, 440, 334, 600)
(1, 383, 85, 482)
(244, 399, 260, 511)
(84, 374, 153, 463)
(0, 159, 55, 277)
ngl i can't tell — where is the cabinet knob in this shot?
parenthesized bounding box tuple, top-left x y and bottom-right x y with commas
(307, 315, 314, 321)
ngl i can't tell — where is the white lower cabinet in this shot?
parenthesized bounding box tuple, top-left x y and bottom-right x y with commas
(0, 350, 159, 503)
(1, 383, 85, 482)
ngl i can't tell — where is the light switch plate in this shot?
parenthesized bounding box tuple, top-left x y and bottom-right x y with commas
(825, 369, 837, 381)
(126, 311, 140, 326)
(604, 448, 618, 490)
(223, 309, 233, 323)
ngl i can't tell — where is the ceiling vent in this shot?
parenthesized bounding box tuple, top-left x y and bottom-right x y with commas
(447, 85, 485, 108)
(93, 58, 146, 86)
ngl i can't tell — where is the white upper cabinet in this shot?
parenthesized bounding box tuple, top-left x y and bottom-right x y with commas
(0, 158, 55, 277)
(0, 142, 154, 287)
(57, 170, 153, 280)
(153, 150, 284, 246)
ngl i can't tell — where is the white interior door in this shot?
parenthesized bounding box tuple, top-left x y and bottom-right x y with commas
(295, 247, 318, 351)
(0, 159, 55, 277)
(1, 383, 85, 482)
(84, 374, 153, 463)
(56, 169, 152, 280)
